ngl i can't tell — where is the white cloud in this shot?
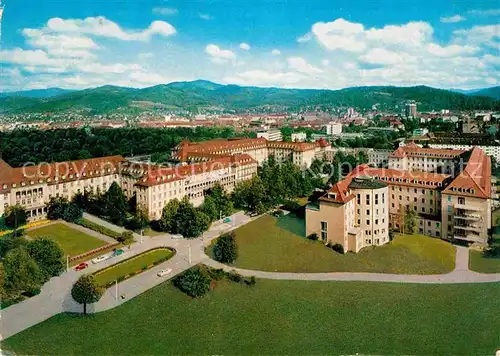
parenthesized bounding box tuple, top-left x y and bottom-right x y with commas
(311, 19, 366, 52)
(287, 57, 323, 75)
(365, 21, 433, 47)
(0, 48, 71, 67)
(468, 9, 500, 16)
(453, 24, 500, 49)
(152, 7, 178, 16)
(271, 49, 281, 55)
(138, 52, 154, 59)
(321, 59, 330, 66)
(297, 32, 313, 43)
(239, 42, 251, 51)
(359, 48, 410, 65)
(44, 16, 176, 41)
(440, 15, 466, 23)
(205, 44, 236, 63)
(425, 43, 479, 57)
(199, 13, 213, 20)
(22, 30, 98, 58)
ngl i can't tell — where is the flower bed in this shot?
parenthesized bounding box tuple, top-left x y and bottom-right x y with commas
(0, 220, 51, 237)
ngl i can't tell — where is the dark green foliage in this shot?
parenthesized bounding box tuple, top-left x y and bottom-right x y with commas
(403, 205, 418, 234)
(173, 266, 211, 298)
(0, 127, 253, 167)
(3, 205, 27, 230)
(75, 219, 122, 240)
(71, 274, 104, 315)
(0, 232, 27, 259)
(212, 232, 238, 264)
(484, 245, 500, 258)
(118, 231, 134, 243)
(103, 182, 128, 225)
(2, 248, 44, 295)
(159, 198, 180, 232)
(307, 233, 319, 241)
(26, 238, 65, 279)
(331, 243, 345, 254)
(47, 197, 83, 222)
(160, 197, 210, 238)
(227, 270, 243, 283)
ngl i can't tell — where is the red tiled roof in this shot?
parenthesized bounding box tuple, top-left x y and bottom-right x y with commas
(389, 142, 466, 159)
(136, 154, 257, 187)
(0, 156, 127, 193)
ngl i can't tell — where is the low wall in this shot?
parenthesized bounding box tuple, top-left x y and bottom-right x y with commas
(70, 242, 121, 262)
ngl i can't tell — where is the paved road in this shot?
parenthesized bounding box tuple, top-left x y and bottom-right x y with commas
(2, 212, 500, 340)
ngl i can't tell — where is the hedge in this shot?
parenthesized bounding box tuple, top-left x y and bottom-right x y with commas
(76, 219, 122, 240)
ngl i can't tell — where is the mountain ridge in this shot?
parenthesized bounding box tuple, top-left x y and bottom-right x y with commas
(0, 81, 498, 115)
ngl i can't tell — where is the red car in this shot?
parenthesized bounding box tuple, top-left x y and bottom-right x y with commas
(74, 262, 88, 271)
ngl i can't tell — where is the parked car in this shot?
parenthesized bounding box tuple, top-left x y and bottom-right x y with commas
(74, 262, 88, 271)
(223, 217, 232, 223)
(157, 268, 173, 277)
(171, 234, 184, 239)
(91, 254, 110, 264)
(112, 249, 125, 257)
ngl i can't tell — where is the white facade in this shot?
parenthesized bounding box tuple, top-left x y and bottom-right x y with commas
(429, 143, 500, 162)
(326, 122, 342, 136)
(291, 132, 307, 142)
(257, 130, 283, 141)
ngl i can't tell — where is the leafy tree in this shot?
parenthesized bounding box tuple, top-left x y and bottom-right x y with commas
(46, 197, 82, 222)
(26, 238, 65, 280)
(63, 202, 83, 222)
(232, 176, 270, 214)
(3, 248, 44, 295)
(403, 205, 418, 234)
(201, 195, 219, 222)
(118, 231, 134, 243)
(103, 182, 128, 225)
(4, 205, 28, 230)
(212, 232, 238, 264)
(159, 198, 180, 232)
(71, 275, 104, 315)
(206, 184, 233, 218)
(173, 266, 211, 298)
(46, 196, 69, 220)
(175, 197, 210, 238)
(0, 232, 27, 259)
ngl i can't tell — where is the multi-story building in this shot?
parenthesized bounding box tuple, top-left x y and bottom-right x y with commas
(306, 175, 389, 253)
(257, 129, 283, 141)
(0, 153, 258, 222)
(172, 137, 330, 168)
(291, 132, 307, 142)
(389, 142, 465, 175)
(405, 102, 417, 117)
(326, 122, 342, 136)
(367, 149, 391, 168)
(306, 145, 492, 252)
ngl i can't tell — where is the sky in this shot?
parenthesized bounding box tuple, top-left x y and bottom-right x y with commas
(0, 0, 499, 91)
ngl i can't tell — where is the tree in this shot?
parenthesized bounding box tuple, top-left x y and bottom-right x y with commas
(63, 202, 83, 222)
(71, 275, 104, 315)
(0, 232, 27, 259)
(173, 266, 211, 298)
(175, 198, 210, 238)
(403, 205, 418, 234)
(159, 198, 180, 232)
(3, 248, 44, 295)
(232, 176, 270, 214)
(46, 196, 69, 220)
(4, 205, 28, 230)
(201, 195, 218, 222)
(47, 197, 82, 222)
(212, 232, 238, 264)
(103, 182, 128, 225)
(26, 238, 65, 280)
(207, 184, 233, 218)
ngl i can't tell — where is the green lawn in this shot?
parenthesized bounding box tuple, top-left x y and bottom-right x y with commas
(469, 236, 500, 273)
(27, 223, 108, 257)
(208, 214, 455, 274)
(93, 248, 174, 286)
(3, 279, 499, 355)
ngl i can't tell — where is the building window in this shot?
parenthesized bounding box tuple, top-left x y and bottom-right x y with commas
(447, 205, 452, 213)
(375, 194, 379, 204)
(366, 210, 370, 215)
(447, 195, 452, 202)
(320, 221, 327, 240)
(366, 194, 370, 205)
(366, 220, 370, 225)
(357, 194, 360, 204)
(458, 197, 465, 205)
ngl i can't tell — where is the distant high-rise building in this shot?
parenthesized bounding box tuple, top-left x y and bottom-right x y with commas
(326, 122, 342, 136)
(405, 103, 417, 117)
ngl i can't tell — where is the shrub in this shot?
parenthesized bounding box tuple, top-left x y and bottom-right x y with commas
(118, 231, 134, 243)
(484, 245, 500, 258)
(307, 233, 319, 241)
(272, 209, 284, 217)
(212, 232, 238, 264)
(331, 243, 344, 254)
(244, 276, 256, 286)
(281, 200, 301, 212)
(206, 267, 227, 281)
(227, 270, 243, 283)
(76, 219, 122, 240)
(173, 266, 211, 298)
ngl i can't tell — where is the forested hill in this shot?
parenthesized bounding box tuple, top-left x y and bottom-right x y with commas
(0, 80, 499, 115)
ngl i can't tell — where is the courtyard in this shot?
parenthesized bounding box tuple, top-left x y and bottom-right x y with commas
(3, 278, 499, 355)
(208, 214, 456, 274)
(27, 223, 108, 257)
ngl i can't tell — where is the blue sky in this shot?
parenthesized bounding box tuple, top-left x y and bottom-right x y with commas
(0, 0, 499, 91)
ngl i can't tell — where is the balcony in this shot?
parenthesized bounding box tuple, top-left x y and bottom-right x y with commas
(454, 214, 483, 222)
(454, 224, 482, 232)
(454, 204, 483, 212)
(453, 234, 486, 244)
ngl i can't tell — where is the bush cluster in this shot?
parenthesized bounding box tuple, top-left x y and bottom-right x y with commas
(307, 233, 319, 241)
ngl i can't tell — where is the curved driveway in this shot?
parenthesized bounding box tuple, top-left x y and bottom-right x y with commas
(2, 212, 499, 341)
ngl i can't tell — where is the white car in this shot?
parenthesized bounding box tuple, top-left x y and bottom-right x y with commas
(91, 254, 110, 264)
(170, 234, 184, 239)
(157, 268, 172, 277)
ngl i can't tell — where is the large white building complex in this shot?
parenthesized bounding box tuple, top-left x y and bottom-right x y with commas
(307, 143, 493, 252)
(1, 137, 331, 222)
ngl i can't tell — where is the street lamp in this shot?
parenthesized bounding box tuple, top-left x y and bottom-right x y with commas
(115, 279, 118, 301)
(66, 255, 70, 271)
(140, 230, 144, 244)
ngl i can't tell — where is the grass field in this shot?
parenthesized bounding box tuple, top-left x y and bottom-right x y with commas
(93, 248, 174, 286)
(3, 278, 499, 355)
(469, 236, 500, 273)
(27, 223, 108, 257)
(208, 214, 455, 274)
